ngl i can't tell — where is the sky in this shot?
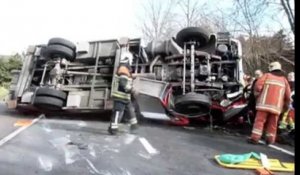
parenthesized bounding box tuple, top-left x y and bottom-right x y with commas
(0, 0, 141, 54)
(0, 0, 294, 55)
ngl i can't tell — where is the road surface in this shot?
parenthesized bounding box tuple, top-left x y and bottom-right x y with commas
(0, 102, 294, 175)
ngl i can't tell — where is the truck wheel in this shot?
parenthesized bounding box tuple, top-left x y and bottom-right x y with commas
(35, 88, 67, 101)
(48, 38, 76, 51)
(176, 27, 210, 49)
(45, 44, 76, 61)
(33, 96, 64, 110)
(175, 93, 211, 117)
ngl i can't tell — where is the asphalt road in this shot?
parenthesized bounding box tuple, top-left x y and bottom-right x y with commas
(0, 102, 294, 175)
(0, 102, 36, 139)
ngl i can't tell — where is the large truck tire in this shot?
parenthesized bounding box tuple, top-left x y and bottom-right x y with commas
(45, 44, 76, 61)
(33, 96, 64, 110)
(35, 88, 67, 101)
(175, 93, 211, 117)
(176, 27, 210, 49)
(48, 37, 76, 51)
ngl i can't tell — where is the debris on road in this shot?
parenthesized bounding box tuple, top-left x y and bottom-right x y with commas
(255, 168, 274, 175)
(38, 156, 53, 172)
(183, 126, 195, 130)
(14, 119, 32, 127)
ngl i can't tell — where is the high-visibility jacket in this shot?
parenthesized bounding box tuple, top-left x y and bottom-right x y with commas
(279, 108, 295, 130)
(111, 65, 133, 102)
(279, 90, 295, 130)
(254, 73, 291, 115)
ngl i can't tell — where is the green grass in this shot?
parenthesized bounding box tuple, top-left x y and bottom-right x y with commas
(0, 87, 8, 101)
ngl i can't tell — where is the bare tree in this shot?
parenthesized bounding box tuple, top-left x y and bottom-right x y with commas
(231, 0, 269, 37)
(175, 0, 231, 33)
(178, 0, 202, 27)
(264, 0, 294, 36)
(229, 0, 270, 73)
(139, 0, 177, 42)
(279, 0, 294, 35)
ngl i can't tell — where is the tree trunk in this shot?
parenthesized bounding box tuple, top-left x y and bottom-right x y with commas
(280, 0, 295, 35)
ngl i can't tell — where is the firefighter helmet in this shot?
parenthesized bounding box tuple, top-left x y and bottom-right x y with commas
(120, 52, 133, 65)
(269, 61, 282, 72)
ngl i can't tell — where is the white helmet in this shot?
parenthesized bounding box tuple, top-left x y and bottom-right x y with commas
(120, 51, 133, 65)
(269, 61, 282, 72)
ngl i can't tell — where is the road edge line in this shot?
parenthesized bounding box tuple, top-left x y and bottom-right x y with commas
(0, 114, 44, 146)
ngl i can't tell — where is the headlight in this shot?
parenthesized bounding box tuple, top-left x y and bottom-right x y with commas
(217, 44, 228, 53)
(221, 75, 229, 82)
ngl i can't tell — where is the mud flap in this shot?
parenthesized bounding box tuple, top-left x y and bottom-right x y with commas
(133, 78, 171, 121)
(136, 94, 170, 120)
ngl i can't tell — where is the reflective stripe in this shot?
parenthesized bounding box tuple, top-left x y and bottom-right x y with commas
(110, 111, 119, 129)
(111, 124, 118, 129)
(265, 80, 285, 87)
(277, 88, 284, 108)
(252, 129, 262, 135)
(266, 133, 275, 137)
(112, 91, 130, 100)
(129, 118, 137, 124)
(256, 105, 281, 114)
(261, 84, 269, 104)
(114, 111, 119, 125)
(112, 75, 131, 100)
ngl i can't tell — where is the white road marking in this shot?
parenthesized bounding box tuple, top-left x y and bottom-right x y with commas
(138, 152, 152, 159)
(268, 144, 295, 156)
(0, 114, 44, 147)
(139, 137, 159, 155)
(257, 140, 295, 156)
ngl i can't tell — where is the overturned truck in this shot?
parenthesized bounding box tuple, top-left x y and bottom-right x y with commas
(6, 26, 252, 125)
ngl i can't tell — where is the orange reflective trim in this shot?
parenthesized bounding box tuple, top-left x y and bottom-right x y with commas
(265, 80, 285, 87)
(261, 84, 269, 104)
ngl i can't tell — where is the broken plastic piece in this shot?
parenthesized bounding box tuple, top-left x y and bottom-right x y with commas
(14, 120, 32, 127)
(256, 168, 274, 175)
(169, 115, 189, 126)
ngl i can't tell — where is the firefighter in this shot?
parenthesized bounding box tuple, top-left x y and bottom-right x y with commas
(248, 62, 291, 145)
(108, 51, 139, 135)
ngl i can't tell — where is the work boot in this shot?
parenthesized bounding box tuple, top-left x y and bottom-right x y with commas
(108, 126, 118, 135)
(247, 138, 258, 145)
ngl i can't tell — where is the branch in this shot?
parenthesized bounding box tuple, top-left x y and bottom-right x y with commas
(280, 0, 295, 35)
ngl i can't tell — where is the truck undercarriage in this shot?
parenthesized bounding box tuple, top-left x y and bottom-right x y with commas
(7, 26, 253, 125)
